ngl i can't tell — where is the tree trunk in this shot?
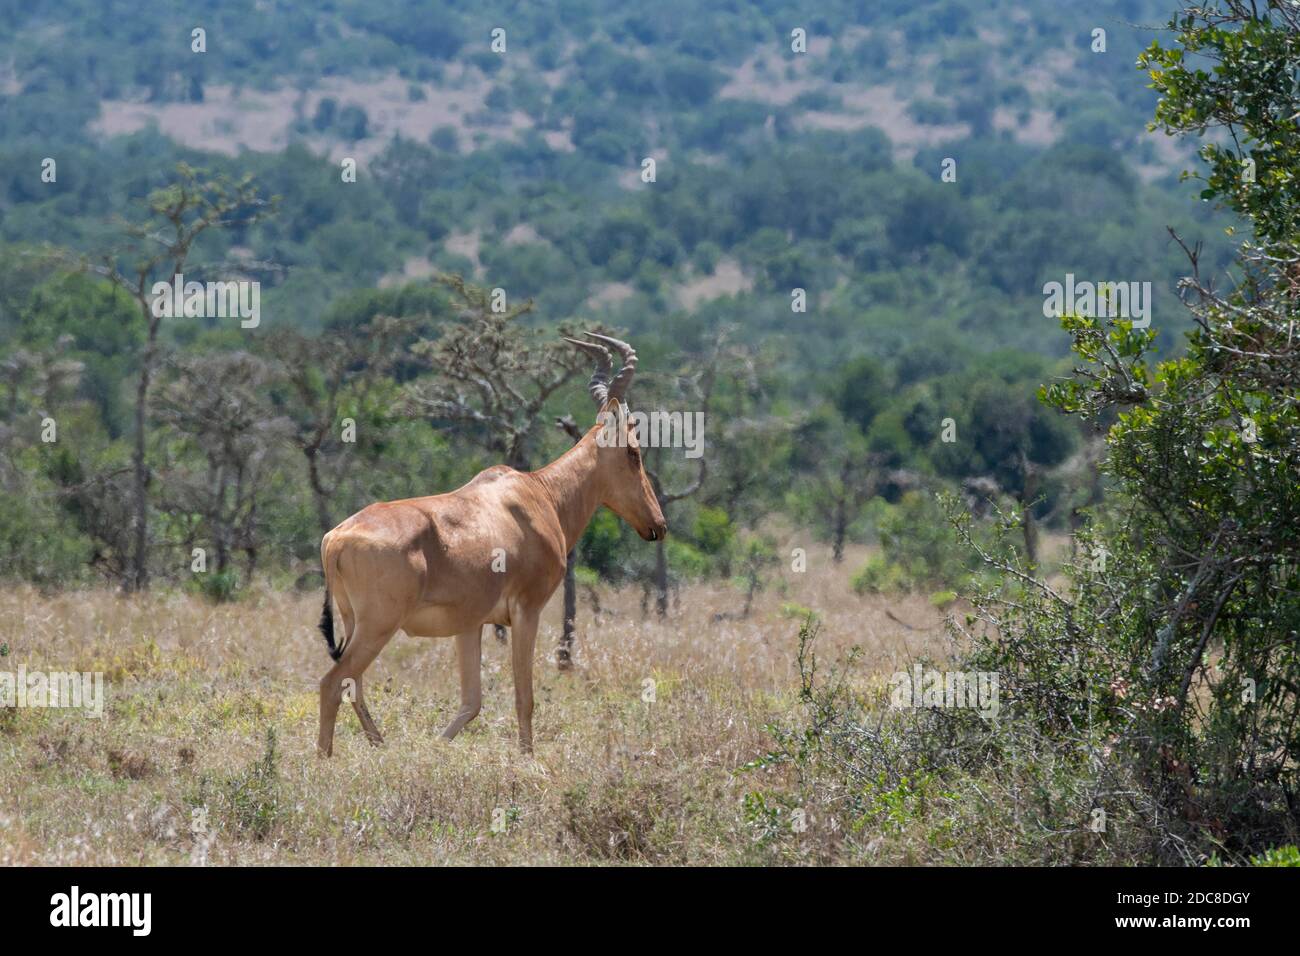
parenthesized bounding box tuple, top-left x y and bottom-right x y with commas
(1022, 501, 1038, 568)
(1020, 454, 1039, 568)
(654, 537, 668, 618)
(128, 314, 159, 593)
(832, 459, 854, 563)
(505, 437, 530, 473)
(832, 494, 847, 564)
(557, 550, 577, 669)
(305, 446, 333, 536)
(742, 571, 758, 618)
(213, 462, 230, 574)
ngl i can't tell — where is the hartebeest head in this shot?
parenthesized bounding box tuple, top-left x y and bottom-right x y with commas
(565, 332, 668, 542)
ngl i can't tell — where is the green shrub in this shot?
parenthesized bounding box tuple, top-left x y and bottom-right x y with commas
(928, 590, 958, 608)
(779, 602, 816, 620)
(192, 567, 240, 603)
(666, 539, 710, 580)
(747, 620, 1161, 865)
(852, 492, 987, 593)
(692, 506, 733, 556)
(1250, 846, 1300, 867)
(199, 726, 281, 842)
(852, 555, 913, 594)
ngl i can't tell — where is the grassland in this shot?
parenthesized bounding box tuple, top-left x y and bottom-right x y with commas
(0, 544, 963, 866)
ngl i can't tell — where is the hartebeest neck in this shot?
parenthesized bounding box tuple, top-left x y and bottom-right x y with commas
(531, 430, 606, 554)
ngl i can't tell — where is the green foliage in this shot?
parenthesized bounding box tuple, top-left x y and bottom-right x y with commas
(1249, 845, 1300, 867)
(925, 1, 1300, 860)
(851, 556, 913, 595)
(853, 492, 985, 593)
(192, 568, 241, 604)
(748, 612, 1176, 864)
(579, 509, 626, 581)
(779, 602, 817, 620)
(666, 539, 711, 581)
(0, 1, 1242, 614)
(223, 726, 281, 840)
(0, 463, 93, 585)
(189, 726, 281, 841)
(832, 355, 893, 433)
(692, 506, 733, 556)
(1142, 7, 1300, 249)
(934, 370, 1077, 495)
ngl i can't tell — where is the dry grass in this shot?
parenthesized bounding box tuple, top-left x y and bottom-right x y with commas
(0, 544, 955, 865)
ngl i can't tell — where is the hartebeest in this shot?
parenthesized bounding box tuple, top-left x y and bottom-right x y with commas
(316, 332, 666, 755)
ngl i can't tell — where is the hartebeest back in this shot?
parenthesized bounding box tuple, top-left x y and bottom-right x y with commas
(316, 332, 666, 755)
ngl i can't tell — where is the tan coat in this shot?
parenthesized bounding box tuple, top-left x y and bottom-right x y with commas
(317, 398, 666, 755)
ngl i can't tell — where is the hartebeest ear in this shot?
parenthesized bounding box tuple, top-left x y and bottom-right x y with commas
(594, 397, 627, 447)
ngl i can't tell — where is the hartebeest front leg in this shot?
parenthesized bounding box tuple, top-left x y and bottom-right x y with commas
(510, 612, 539, 753)
(441, 628, 482, 741)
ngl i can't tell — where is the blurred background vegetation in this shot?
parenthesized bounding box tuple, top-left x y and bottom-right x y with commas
(0, 0, 1238, 600)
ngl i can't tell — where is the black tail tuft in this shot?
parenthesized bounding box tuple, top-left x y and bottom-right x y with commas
(319, 586, 341, 661)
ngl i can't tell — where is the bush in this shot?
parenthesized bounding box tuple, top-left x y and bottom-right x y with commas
(692, 506, 733, 556)
(0, 457, 92, 586)
(1249, 846, 1300, 867)
(562, 775, 685, 862)
(746, 621, 1162, 864)
(852, 491, 986, 593)
(852, 555, 912, 594)
(666, 539, 710, 581)
(190, 726, 281, 841)
(193, 567, 240, 603)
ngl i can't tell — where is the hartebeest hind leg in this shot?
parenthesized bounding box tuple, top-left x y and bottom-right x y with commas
(440, 628, 482, 741)
(510, 612, 539, 754)
(317, 620, 397, 757)
(350, 675, 384, 746)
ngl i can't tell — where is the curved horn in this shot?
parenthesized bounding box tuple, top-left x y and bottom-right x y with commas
(583, 332, 637, 402)
(564, 336, 612, 407)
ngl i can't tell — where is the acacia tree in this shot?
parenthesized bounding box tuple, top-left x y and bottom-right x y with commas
(409, 275, 589, 471)
(639, 329, 756, 617)
(932, 379, 1075, 566)
(152, 351, 291, 589)
(791, 407, 879, 563)
(266, 314, 415, 537)
(78, 164, 274, 591)
(949, 1, 1300, 859)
